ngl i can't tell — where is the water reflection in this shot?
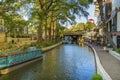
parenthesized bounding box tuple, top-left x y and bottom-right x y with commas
(0, 44, 95, 80)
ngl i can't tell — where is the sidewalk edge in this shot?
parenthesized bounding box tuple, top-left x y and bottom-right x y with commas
(86, 43, 112, 80)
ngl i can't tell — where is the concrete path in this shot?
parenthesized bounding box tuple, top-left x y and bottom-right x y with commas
(93, 46, 120, 80)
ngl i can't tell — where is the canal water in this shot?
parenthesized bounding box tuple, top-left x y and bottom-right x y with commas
(0, 44, 95, 80)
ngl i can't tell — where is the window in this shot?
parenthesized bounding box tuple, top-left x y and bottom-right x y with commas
(112, 14, 117, 31)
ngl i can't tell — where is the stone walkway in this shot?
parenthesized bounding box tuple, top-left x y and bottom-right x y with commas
(93, 46, 120, 80)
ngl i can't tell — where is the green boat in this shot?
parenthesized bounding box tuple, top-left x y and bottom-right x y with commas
(0, 47, 42, 74)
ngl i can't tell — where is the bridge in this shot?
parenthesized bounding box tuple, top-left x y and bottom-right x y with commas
(63, 31, 83, 36)
(62, 31, 83, 44)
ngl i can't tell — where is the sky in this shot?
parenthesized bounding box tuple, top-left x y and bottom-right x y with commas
(67, 4, 97, 27)
(76, 4, 97, 24)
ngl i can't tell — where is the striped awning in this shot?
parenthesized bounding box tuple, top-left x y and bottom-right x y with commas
(105, 0, 112, 4)
(110, 32, 120, 36)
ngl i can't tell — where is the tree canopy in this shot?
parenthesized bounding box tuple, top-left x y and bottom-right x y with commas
(0, 0, 93, 43)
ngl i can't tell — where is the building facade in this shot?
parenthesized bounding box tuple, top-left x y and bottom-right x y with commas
(112, 0, 120, 31)
(108, 0, 120, 47)
(94, 0, 120, 48)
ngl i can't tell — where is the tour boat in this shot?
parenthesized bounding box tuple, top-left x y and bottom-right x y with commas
(0, 47, 42, 74)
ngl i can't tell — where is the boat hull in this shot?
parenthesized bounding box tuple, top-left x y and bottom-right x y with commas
(0, 56, 42, 74)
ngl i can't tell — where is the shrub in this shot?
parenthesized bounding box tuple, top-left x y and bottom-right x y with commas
(10, 33, 14, 38)
(117, 48, 120, 54)
(92, 74, 103, 80)
(36, 40, 60, 48)
(8, 43, 13, 49)
(30, 42, 36, 47)
(21, 45, 29, 51)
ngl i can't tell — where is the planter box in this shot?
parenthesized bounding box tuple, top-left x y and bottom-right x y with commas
(109, 49, 120, 61)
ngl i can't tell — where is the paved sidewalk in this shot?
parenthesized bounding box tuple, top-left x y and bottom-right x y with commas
(93, 45, 120, 80)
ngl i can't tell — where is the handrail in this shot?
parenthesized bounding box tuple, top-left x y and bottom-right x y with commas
(0, 51, 27, 57)
(0, 49, 41, 57)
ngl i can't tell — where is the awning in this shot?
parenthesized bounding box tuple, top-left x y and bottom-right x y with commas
(106, 10, 116, 23)
(110, 32, 120, 36)
(105, 0, 112, 4)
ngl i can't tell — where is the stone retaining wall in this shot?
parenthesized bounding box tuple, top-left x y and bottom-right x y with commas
(42, 42, 62, 52)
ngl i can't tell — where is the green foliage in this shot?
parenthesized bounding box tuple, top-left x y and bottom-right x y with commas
(117, 48, 120, 54)
(1, 0, 32, 35)
(8, 42, 13, 49)
(74, 23, 85, 31)
(85, 22, 96, 31)
(1, 0, 93, 44)
(30, 42, 36, 47)
(79, 0, 92, 6)
(92, 74, 103, 80)
(21, 45, 29, 51)
(10, 34, 30, 38)
(65, 22, 96, 34)
(36, 40, 60, 48)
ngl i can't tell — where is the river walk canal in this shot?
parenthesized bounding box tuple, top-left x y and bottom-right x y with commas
(0, 44, 95, 80)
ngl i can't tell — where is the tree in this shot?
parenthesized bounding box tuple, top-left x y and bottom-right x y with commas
(96, 0, 117, 50)
(85, 22, 96, 31)
(74, 23, 85, 31)
(32, 0, 93, 44)
(0, 0, 32, 42)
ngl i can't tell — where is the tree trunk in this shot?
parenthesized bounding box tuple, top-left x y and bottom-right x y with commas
(53, 21, 57, 40)
(45, 17, 47, 41)
(49, 15, 53, 41)
(37, 24, 42, 44)
(52, 20, 55, 40)
(48, 27, 51, 41)
(4, 32, 7, 42)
